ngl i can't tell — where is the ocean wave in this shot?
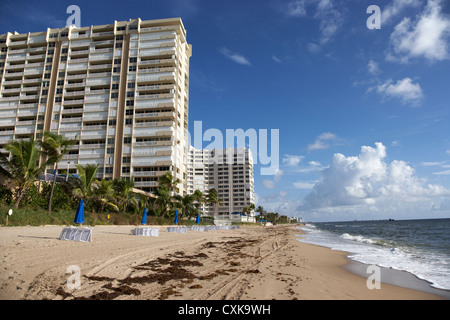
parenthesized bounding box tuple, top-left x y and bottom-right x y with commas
(340, 233, 376, 245)
(298, 225, 450, 290)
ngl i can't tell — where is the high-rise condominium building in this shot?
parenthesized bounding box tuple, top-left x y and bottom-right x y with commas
(0, 18, 192, 195)
(187, 146, 256, 222)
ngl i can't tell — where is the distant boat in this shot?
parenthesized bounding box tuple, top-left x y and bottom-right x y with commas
(388, 218, 395, 221)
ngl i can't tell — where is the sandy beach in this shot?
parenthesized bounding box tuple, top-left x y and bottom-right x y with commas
(0, 224, 444, 300)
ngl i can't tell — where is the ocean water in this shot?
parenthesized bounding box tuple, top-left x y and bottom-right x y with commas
(297, 218, 450, 291)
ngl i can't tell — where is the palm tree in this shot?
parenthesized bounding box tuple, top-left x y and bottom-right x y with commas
(154, 184, 172, 217)
(158, 171, 180, 194)
(92, 179, 119, 213)
(40, 131, 78, 213)
(249, 203, 255, 222)
(174, 194, 196, 220)
(192, 189, 205, 215)
(256, 205, 265, 221)
(206, 188, 220, 218)
(112, 177, 138, 213)
(72, 163, 99, 206)
(0, 138, 49, 208)
(242, 206, 250, 222)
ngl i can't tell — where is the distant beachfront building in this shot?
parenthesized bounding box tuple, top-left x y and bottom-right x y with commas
(187, 145, 256, 222)
(0, 18, 192, 195)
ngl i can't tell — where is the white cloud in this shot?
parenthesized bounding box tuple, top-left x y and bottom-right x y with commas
(262, 168, 284, 189)
(286, 0, 307, 17)
(382, 0, 422, 25)
(374, 77, 424, 105)
(432, 170, 450, 175)
(421, 161, 446, 166)
(293, 181, 316, 189)
(314, 0, 344, 45)
(367, 60, 380, 75)
(219, 48, 251, 66)
(262, 180, 275, 189)
(285, 0, 344, 48)
(282, 154, 305, 167)
(272, 55, 282, 63)
(308, 132, 338, 151)
(388, 0, 450, 63)
(300, 142, 450, 219)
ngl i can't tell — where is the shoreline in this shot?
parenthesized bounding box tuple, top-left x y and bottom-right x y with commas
(0, 224, 445, 300)
(343, 259, 450, 299)
(295, 226, 450, 300)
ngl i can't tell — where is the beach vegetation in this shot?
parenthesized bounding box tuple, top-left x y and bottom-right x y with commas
(0, 134, 262, 226)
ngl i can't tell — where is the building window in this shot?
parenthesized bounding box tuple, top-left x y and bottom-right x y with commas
(107, 148, 114, 154)
(129, 57, 137, 63)
(123, 156, 131, 163)
(109, 119, 116, 126)
(126, 100, 134, 106)
(127, 82, 135, 89)
(123, 137, 131, 144)
(111, 83, 119, 90)
(113, 67, 120, 73)
(128, 65, 136, 72)
(125, 109, 133, 116)
(111, 92, 118, 99)
(125, 118, 132, 125)
(122, 167, 130, 174)
(105, 167, 113, 174)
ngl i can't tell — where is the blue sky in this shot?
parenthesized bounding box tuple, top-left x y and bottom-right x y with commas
(2, 0, 450, 221)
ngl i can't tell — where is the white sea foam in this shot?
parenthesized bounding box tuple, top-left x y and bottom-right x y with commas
(297, 225, 450, 290)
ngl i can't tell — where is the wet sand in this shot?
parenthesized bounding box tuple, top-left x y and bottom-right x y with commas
(0, 224, 444, 300)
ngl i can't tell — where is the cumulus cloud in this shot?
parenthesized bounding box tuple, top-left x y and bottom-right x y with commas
(387, 0, 450, 63)
(300, 142, 450, 218)
(374, 77, 424, 105)
(219, 48, 251, 66)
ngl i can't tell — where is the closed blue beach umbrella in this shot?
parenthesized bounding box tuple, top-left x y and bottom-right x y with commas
(141, 207, 147, 225)
(174, 210, 178, 224)
(74, 198, 85, 225)
(196, 213, 200, 224)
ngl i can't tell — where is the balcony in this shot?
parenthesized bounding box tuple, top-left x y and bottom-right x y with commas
(79, 143, 105, 149)
(134, 181, 158, 187)
(65, 82, 86, 88)
(61, 108, 83, 114)
(59, 125, 81, 131)
(136, 72, 175, 83)
(88, 63, 112, 70)
(61, 117, 82, 123)
(135, 98, 175, 109)
(132, 171, 157, 177)
(63, 99, 84, 105)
